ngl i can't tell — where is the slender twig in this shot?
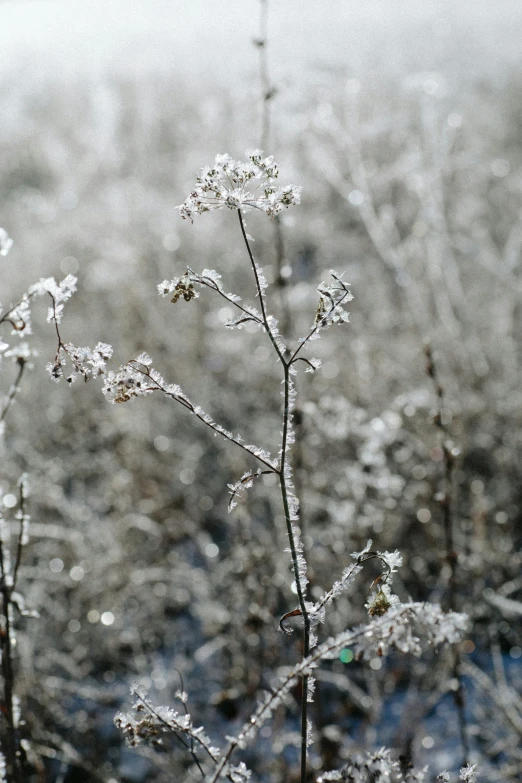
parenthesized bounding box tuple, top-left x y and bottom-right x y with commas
(0, 536, 22, 782)
(236, 210, 313, 782)
(237, 210, 286, 364)
(280, 364, 310, 782)
(128, 362, 278, 473)
(189, 270, 263, 326)
(424, 342, 469, 766)
(257, 0, 272, 152)
(0, 358, 26, 424)
(11, 479, 28, 593)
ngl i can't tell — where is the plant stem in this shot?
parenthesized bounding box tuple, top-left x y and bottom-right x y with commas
(258, 0, 271, 152)
(238, 209, 310, 782)
(0, 540, 21, 783)
(425, 343, 469, 766)
(0, 359, 26, 424)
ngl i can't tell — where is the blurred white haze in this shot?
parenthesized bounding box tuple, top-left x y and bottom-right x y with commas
(2, 0, 522, 82)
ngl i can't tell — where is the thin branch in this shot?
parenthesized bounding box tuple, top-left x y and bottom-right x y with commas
(11, 479, 28, 593)
(209, 603, 457, 782)
(132, 691, 207, 778)
(238, 207, 312, 782)
(0, 535, 22, 782)
(188, 270, 263, 326)
(289, 286, 352, 365)
(424, 342, 469, 766)
(0, 358, 26, 424)
(256, 0, 272, 151)
(129, 362, 278, 472)
(237, 210, 287, 366)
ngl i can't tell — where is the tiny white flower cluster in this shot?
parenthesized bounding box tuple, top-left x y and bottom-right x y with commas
(343, 601, 467, 659)
(438, 764, 478, 783)
(102, 356, 159, 403)
(317, 747, 403, 782)
(29, 274, 78, 325)
(178, 151, 301, 221)
(229, 762, 252, 783)
(47, 342, 113, 384)
(1, 272, 80, 380)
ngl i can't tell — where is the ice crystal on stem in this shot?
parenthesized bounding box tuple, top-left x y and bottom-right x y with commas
(316, 746, 467, 783)
(159, 268, 264, 329)
(211, 602, 465, 782)
(178, 151, 301, 221)
(459, 765, 478, 783)
(437, 766, 478, 783)
(315, 272, 353, 328)
(228, 469, 274, 512)
(115, 687, 221, 761)
(29, 275, 77, 324)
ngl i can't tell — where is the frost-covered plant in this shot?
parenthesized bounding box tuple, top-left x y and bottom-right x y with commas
(115, 595, 465, 782)
(2, 49, 521, 782)
(316, 750, 478, 783)
(0, 231, 84, 783)
(46, 155, 468, 781)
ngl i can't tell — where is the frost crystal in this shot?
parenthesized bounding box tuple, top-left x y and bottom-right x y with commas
(116, 687, 220, 761)
(178, 151, 301, 221)
(228, 470, 265, 512)
(229, 762, 252, 782)
(49, 341, 113, 384)
(314, 272, 353, 329)
(30, 275, 77, 324)
(366, 583, 400, 617)
(459, 765, 477, 783)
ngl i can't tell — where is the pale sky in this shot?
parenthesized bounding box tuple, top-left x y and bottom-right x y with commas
(1, 0, 521, 84)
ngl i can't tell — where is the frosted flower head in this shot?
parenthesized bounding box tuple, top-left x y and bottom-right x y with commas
(159, 273, 199, 303)
(178, 151, 301, 221)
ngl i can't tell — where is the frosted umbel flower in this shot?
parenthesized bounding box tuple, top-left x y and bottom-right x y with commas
(178, 150, 301, 221)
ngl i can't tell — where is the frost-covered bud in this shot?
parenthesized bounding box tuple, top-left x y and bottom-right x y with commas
(366, 585, 400, 617)
(46, 361, 64, 382)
